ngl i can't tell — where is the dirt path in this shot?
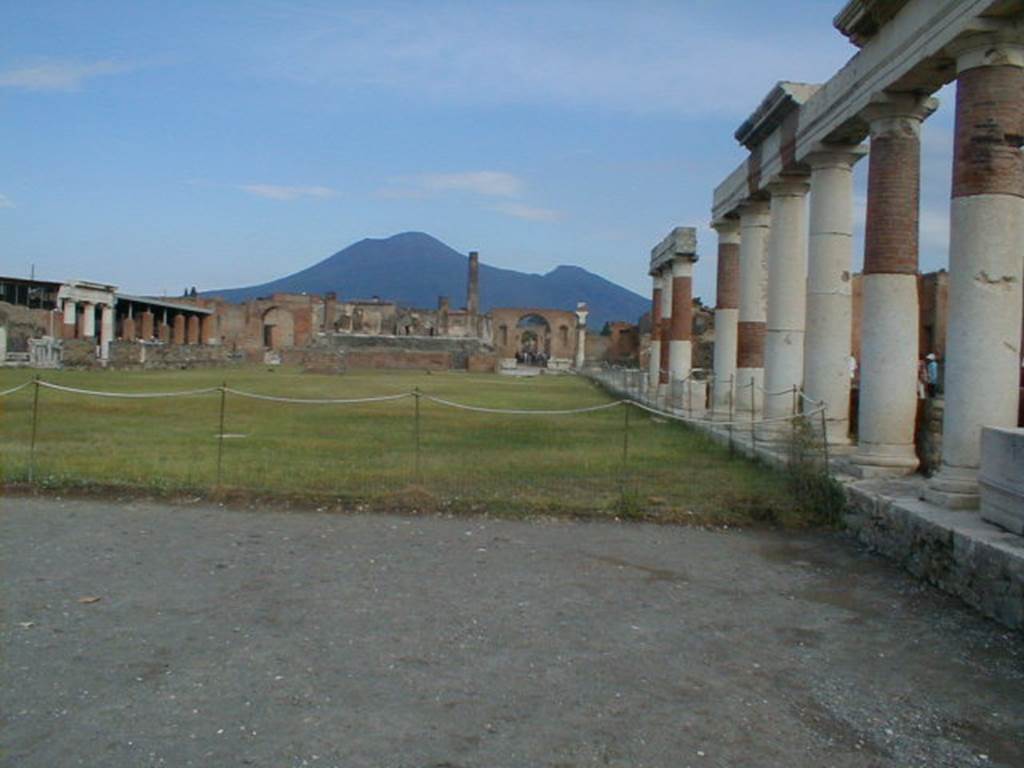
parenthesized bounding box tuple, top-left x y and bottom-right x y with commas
(1, 496, 1021, 767)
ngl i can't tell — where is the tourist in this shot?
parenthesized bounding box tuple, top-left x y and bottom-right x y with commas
(926, 353, 939, 398)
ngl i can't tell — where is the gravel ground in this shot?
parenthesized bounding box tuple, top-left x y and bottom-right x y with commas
(1, 496, 1022, 768)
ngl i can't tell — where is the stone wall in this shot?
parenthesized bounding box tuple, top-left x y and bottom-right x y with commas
(106, 341, 239, 369)
(0, 301, 57, 352)
(916, 397, 944, 475)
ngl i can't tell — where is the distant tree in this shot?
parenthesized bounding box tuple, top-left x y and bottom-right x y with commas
(190, 286, 198, 297)
(600, 321, 612, 336)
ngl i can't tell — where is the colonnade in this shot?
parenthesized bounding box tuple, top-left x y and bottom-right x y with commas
(696, 28, 1024, 509)
(60, 300, 216, 349)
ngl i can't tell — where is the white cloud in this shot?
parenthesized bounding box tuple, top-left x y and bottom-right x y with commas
(387, 171, 524, 199)
(0, 193, 13, 209)
(490, 202, 561, 222)
(239, 184, 335, 200)
(0, 59, 132, 91)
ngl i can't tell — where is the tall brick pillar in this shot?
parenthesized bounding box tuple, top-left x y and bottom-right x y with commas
(201, 314, 217, 345)
(186, 315, 200, 345)
(928, 35, 1024, 510)
(669, 258, 694, 384)
(172, 314, 186, 345)
(323, 292, 337, 333)
(647, 275, 663, 394)
(736, 201, 770, 415)
(711, 220, 740, 411)
(852, 95, 937, 476)
(763, 178, 811, 421)
(804, 146, 865, 445)
(139, 311, 154, 341)
(658, 266, 673, 398)
(467, 251, 480, 316)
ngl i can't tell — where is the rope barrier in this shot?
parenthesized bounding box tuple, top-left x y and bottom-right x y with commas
(37, 381, 221, 399)
(0, 381, 32, 397)
(627, 396, 825, 429)
(423, 394, 624, 415)
(223, 388, 412, 405)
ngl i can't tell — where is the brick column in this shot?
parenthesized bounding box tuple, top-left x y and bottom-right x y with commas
(711, 220, 740, 411)
(736, 201, 770, 415)
(669, 257, 694, 383)
(804, 147, 865, 445)
(186, 315, 200, 345)
(201, 314, 217, 345)
(658, 267, 673, 399)
(139, 311, 154, 341)
(122, 316, 136, 341)
(648, 275, 663, 395)
(763, 178, 810, 421)
(172, 314, 186, 345)
(927, 36, 1024, 509)
(852, 95, 937, 476)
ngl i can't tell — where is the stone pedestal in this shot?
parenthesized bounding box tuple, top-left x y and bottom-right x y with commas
(979, 427, 1024, 535)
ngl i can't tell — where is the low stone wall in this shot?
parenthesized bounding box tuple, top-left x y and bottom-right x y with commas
(108, 341, 239, 369)
(345, 350, 452, 371)
(467, 354, 498, 373)
(318, 333, 495, 371)
(280, 348, 345, 374)
(0, 302, 56, 353)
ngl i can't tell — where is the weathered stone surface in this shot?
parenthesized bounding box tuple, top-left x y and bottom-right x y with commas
(979, 427, 1024, 535)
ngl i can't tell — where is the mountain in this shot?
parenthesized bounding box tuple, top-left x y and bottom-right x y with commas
(203, 232, 649, 328)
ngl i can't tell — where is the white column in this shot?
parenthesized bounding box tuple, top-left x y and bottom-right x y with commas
(735, 201, 770, 415)
(763, 179, 810, 420)
(81, 301, 96, 338)
(0, 324, 7, 361)
(100, 303, 115, 361)
(657, 267, 673, 402)
(647, 274, 663, 395)
(668, 258, 692, 383)
(927, 37, 1024, 509)
(574, 304, 588, 369)
(63, 299, 77, 337)
(711, 221, 740, 413)
(804, 148, 864, 445)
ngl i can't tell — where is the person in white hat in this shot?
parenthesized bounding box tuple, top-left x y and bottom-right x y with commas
(925, 353, 939, 398)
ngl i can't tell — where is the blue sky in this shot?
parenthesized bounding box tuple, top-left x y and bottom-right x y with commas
(1, 1, 957, 303)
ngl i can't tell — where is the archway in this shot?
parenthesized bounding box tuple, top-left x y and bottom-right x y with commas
(516, 314, 551, 363)
(261, 307, 295, 350)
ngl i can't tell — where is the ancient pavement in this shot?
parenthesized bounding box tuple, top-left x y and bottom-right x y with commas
(2, 497, 1021, 767)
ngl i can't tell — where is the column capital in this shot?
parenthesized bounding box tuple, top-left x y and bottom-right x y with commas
(805, 143, 867, 171)
(861, 93, 938, 136)
(737, 199, 771, 222)
(711, 218, 741, 243)
(948, 24, 1024, 74)
(764, 177, 810, 198)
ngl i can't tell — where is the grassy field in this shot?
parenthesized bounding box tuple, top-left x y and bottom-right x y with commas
(0, 366, 817, 525)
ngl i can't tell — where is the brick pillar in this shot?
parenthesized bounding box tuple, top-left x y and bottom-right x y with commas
(467, 251, 480, 315)
(122, 316, 136, 341)
(647, 275, 663, 394)
(323, 292, 337, 333)
(158, 321, 170, 343)
(763, 178, 811, 421)
(804, 146, 865, 445)
(172, 314, 186, 345)
(201, 314, 217, 345)
(928, 36, 1024, 510)
(140, 311, 154, 341)
(669, 258, 694, 385)
(711, 220, 740, 411)
(186, 314, 200, 345)
(658, 268, 672, 394)
(852, 95, 937, 476)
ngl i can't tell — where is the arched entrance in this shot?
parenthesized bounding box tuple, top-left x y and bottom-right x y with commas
(261, 307, 295, 350)
(516, 314, 551, 364)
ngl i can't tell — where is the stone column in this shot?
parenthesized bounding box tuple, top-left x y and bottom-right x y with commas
(140, 311, 154, 341)
(0, 324, 7, 361)
(62, 299, 78, 339)
(711, 220, 740, 412)
(187, 315, 200, 345)
(763, 179, 811, 420)
(658, 268, 673, 401)
(100, 303, 114, 360)
(669, 258, 694, 385)
(851, 95, 937, 476)
(927, 37, 1024, 508)
(173, 314, 186, 345)
(574, 303, 588, 369)
(648, 275, 663, 395)
(81, 302, 96, 339)
(736, 201, 770, 415)
(804, 147, 864, 444)
(467, 251, 480, 316)
(201, 314, 217, 345)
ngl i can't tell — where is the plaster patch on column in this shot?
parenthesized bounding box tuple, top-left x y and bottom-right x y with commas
(974, 270, 1017, 286)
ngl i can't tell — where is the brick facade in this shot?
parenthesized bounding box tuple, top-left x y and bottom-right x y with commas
(715, 243, 740, 310)
(863, 122, 920, 275)
(736, 321, 766, 368)
(952, 65, 1024, 199)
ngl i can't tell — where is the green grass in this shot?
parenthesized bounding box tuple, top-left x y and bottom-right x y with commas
(0, 366, 815, 525)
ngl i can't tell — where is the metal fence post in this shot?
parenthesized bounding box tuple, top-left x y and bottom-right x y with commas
(28, 376, 40, 484)
(215, 381, 227, 488)
(413, 387, 422, 483)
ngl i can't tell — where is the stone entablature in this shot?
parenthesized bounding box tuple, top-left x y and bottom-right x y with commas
(649, 227, 697, 275)
(834, 0, 912, 47)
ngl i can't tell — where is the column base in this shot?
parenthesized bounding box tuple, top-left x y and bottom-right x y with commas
(923, 465, 979, 510)
(849, 442, 919, 478)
